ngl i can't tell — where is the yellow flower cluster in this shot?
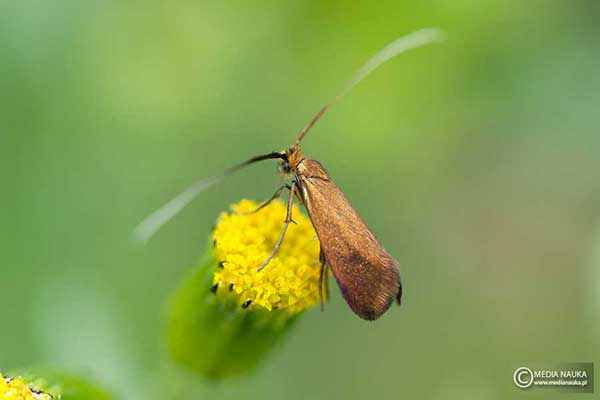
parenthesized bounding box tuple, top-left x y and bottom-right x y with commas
(0, 374, 52, 400)
(212, 199, 321, 313)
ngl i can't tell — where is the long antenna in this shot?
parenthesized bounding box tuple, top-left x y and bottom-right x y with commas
(132, 152, 284, 243)
(292, 27, 445, 149)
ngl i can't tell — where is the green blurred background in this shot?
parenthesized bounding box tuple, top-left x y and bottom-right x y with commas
(2, 1, 599, 399)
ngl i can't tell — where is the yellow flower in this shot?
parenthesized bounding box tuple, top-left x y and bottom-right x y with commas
(212, 199, 321, 313)
(167, 198, 324, 379)
(0, 373, 52, 400)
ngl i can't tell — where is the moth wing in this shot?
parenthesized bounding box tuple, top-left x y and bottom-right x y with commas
(296, 159, 401, 320)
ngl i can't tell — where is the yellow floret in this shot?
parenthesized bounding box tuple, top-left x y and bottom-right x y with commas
(212, 199, 321, 313)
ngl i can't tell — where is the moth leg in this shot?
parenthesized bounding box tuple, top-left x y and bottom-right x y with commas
(318, 249, 330, 311)
(240, 184, 291, 215)
(396, 278, 403, 306)
(293, 184, 303, 203)
(286, 184, 303, 225)
(257, 180, 297, 272)
(324, 264, 330, 303)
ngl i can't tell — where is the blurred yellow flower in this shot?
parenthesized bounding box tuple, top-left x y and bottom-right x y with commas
(0, 373, 52, 400)
(212, 199, 321, 313)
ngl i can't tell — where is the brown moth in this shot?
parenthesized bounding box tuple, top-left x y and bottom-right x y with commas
(134, 28, 444, 320)
(290, 154, 401, 319)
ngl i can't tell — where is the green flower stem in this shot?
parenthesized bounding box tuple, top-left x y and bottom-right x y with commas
(167, 248, 299, 380)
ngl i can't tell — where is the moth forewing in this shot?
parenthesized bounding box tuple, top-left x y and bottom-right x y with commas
(294, 158, 401, 320)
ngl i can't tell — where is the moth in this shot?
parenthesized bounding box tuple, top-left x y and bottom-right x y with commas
(134, 28, 444, 320)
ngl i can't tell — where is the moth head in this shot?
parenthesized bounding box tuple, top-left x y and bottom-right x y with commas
(280, 147, 304, 174)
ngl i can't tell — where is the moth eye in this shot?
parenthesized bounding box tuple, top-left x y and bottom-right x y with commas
(278, 161, 290, 173)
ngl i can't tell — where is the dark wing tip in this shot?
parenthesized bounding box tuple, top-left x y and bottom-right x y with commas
(337, 258, 402, 321)
(359, 310, 382, 321)
(354, 286, 398, 321)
